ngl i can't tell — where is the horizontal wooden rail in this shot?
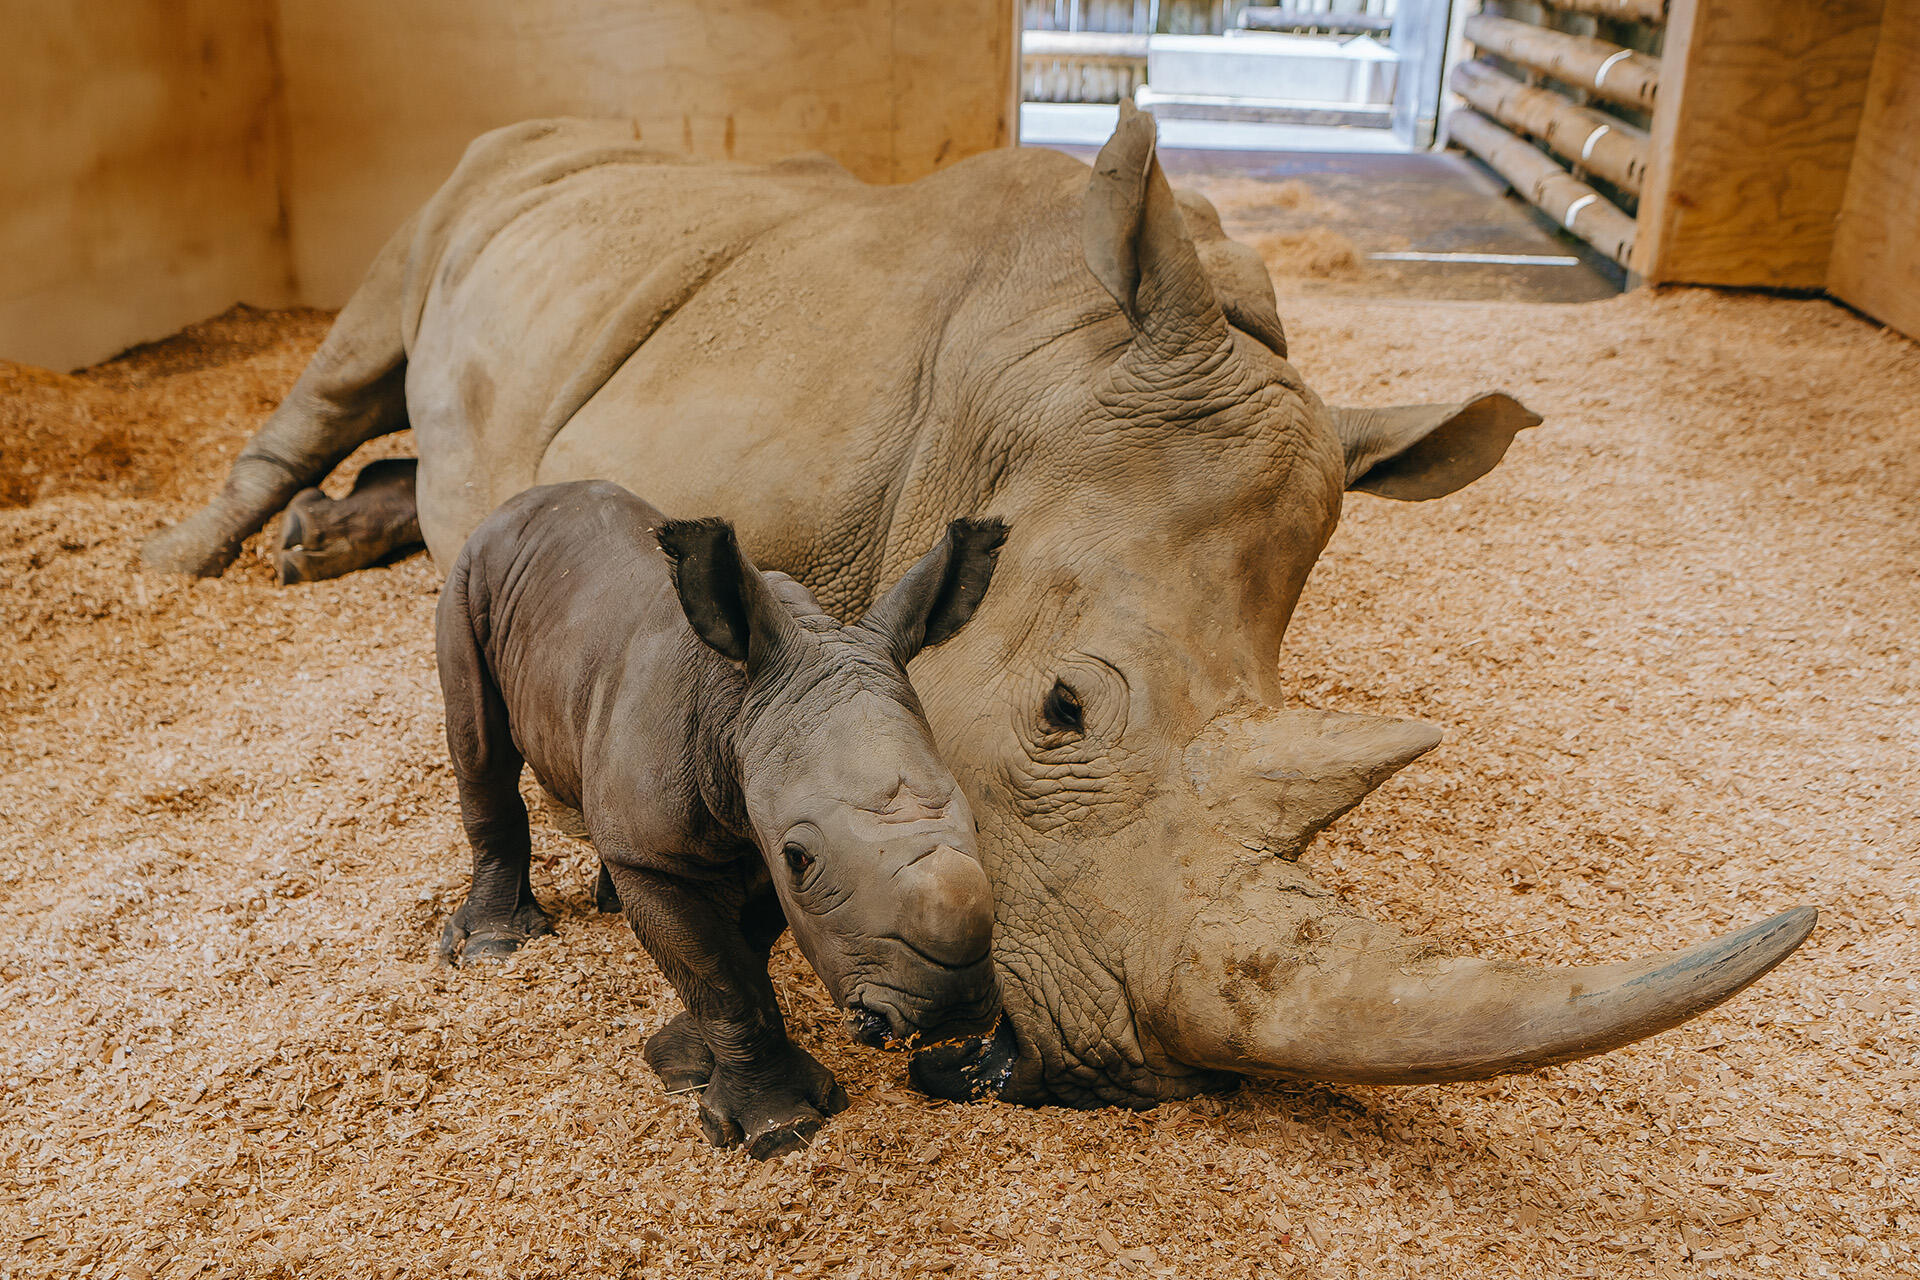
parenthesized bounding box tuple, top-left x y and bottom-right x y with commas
(1449, 108, 1637, 267)
(1464, 13, 1660, 112)
(1452, 59, 1647, 194)
(1238, 7, 1394, 35)
(1541, 0, 1668, 20)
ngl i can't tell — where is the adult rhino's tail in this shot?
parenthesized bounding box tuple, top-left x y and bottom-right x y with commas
(140, 214, 418, 580)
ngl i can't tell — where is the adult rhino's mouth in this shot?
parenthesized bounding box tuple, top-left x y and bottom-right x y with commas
(907, 1016, 1021, 1101)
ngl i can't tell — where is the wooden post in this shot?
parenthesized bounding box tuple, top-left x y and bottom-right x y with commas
(1828, 0, 1920, 337)
(1449, 108, 1638, 268)
(1463, 13, 1660, 112)
(1635, 0, 1884, 287)
(1452, 60, 1647, 195)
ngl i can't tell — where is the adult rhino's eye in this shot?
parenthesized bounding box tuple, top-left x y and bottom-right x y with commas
(783, 843, 815, 880)
(1041, 680, 1085, 736)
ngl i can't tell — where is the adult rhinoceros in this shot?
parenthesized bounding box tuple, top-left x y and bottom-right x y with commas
(145, 106, 1814, 1108)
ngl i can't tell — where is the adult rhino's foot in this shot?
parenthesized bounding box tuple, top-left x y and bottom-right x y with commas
(642, 1011, 714, 1091)
(141, 506, 250, 578)
(437, 897, 555, 965)
(695, 1043, 848, 1160)
(274, 457, 423, 585)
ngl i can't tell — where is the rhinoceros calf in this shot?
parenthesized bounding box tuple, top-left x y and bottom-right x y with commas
(149, 104, 1815, 1108)
(437, 480, 1005, 1156)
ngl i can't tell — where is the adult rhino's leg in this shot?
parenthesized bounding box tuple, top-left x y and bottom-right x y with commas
(275, 457, 423, 584)
(141, 215, 419, 579)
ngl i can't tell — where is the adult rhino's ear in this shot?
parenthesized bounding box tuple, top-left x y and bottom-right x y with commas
(1333, 392, 1543, 501)
(657, 517, 797, 669)
(862, 518, 1008, 662)
(1083, 100, 1229, 364)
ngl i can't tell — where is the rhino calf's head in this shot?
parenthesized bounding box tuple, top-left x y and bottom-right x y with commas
(660, 516, 1009, 1047)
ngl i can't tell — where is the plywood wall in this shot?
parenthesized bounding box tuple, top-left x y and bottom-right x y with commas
(1636, 0, 1886, 289)
(0, 1, 295, 370)
(1, 1, 1017, 365)
(273, 0, 1018, 306)
(1828, 0, 1920, 336)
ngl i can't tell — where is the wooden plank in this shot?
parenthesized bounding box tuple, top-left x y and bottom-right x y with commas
(1449, 108, 1638, 267)
(1829, 0, 1920, 337)
(274, 0, 1019, 307)
(1464, 14, 1660, 112)
(1636, 0, 1885, 288)
(1452, 59, 1648, 195)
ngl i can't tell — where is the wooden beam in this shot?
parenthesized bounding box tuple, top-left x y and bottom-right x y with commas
(1542, 0, 1669, 20)
(1636, 0, 1885, 288)
(1464, 13, 1660, 112)
(1829, 0, 1920, 337)
(1449, 108, 1637, 267)
(1452, 59, 1647, 195)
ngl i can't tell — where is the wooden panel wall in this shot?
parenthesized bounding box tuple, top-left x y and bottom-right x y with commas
(1828, 0, 1920, 336)
(0, 0, 294, 370)
(1636, 0, 1886, 288)
(273, 0, 1019, 305)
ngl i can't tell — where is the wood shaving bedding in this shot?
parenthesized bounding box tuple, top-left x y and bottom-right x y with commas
(0, 290, 1913, 1278)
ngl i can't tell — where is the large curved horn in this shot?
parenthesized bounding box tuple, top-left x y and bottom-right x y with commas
(1156, 856, 1816, 1085)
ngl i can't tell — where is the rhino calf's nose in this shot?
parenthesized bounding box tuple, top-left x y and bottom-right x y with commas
(896, 847, 995, 967)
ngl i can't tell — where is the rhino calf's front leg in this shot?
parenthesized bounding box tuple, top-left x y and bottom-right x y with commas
(602, 858, 848, 1159)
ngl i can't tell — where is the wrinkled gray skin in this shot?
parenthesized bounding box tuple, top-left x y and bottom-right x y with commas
(437, 480, 1004, 1156)
(147, 104, 1816, 1109)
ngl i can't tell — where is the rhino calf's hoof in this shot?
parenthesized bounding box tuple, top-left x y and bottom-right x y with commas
(642, 1011, 715, 1092)
(694, 1045, 848, 1161)
(437, 898, 555, 965)
(593, 861, 622, 913)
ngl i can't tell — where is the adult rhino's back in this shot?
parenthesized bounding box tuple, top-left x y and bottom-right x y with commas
(398, 120, 1095, 601)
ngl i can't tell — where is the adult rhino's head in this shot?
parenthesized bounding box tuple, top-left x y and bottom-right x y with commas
(903, 104, 1814, 1107)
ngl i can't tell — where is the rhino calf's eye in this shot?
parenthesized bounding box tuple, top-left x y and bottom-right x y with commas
(1042, 680, 1085, 736)
(783, 843, 815, 879)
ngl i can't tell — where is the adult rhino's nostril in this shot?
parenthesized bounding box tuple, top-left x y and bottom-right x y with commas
(894, 845, 994, 968)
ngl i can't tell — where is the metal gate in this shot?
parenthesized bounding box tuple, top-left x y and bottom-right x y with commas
(1021, 0, 1451, 146)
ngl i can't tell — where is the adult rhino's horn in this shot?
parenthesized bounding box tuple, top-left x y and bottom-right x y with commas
(1186, 707, 1442, 860)
(1156, 856, 1817, 1085)
(1082, 100, 1230, 367)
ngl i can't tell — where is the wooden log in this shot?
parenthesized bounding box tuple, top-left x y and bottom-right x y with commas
(1452, 59, 1647, 194)
(1543, 0, 1669, 21)
(1238, 7, 1394, 35)
(1449, 108, 1637, 268)
(1464, 13, 1660, 111)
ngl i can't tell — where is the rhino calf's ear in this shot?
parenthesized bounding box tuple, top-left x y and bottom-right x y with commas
(657, 517, 794, 666)
(862, 518, 1009, 660)
(1334, 391, 1542, 500)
